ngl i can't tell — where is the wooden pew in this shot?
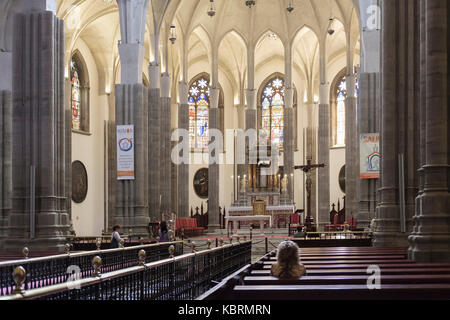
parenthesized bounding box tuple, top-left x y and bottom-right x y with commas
(243, 274, 450, 285)
(199, 246, 450, 300)
(232, 284, 450, 300)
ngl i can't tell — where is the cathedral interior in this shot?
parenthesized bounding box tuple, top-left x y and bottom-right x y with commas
(0, 0, 449, 303)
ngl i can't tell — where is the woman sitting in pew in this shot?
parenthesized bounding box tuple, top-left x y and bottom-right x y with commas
(271, 241, 306, 279)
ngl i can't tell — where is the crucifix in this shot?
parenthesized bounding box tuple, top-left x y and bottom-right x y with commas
(294, 158, 326, 231)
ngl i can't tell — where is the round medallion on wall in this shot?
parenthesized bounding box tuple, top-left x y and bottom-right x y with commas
(72, 161, 88, 203)
(338, 165, 346, 194)
(193, 168, 209, 199)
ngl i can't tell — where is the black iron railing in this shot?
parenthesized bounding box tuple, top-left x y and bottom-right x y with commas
(0, 241, 183, 296)
(1, 241, 252, 300)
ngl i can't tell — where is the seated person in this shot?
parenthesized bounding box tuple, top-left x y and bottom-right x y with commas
(293, 226, 306, 238)
(271, 241, 306, 279)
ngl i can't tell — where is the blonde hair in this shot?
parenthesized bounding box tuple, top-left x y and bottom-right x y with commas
(271, 241, 305, 279)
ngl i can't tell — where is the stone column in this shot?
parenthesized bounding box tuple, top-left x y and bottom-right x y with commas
(305, 102, 318, 221)
(114, 0, 150, 236)
(208, 88, 221, 230)
(409, 0, 450, 262)
(318, 84, 331, 229)
(284, 90, 294, 201)
(357, 73, 380, 226)
(0, 91, 12, 248)
(160, 72, 171, 213)
(374, 0, 418, 247)
(148, 63, 160, 221)
(177, 82, 189, 218)
(115, 84, 149, 235)
(345, 74, 358, 220)
(284, 45, 294, 202)
(6, 7, 70, 252)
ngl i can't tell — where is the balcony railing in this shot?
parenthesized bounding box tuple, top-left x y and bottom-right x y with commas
(0, 241, 183, 296)
(0, 241, 252, 301)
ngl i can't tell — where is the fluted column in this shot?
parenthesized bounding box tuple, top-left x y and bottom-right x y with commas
(284, 89, 294, 201)
(114, 0, 150, 235)
(147, 63, 160, 221)
(284, 45, 294, 201)
(7, 5, 70, 251)
(177, 82, 189, 218)
(357, 73, 380, 226)
(160, 72, 171, 213)
(0, 91, 12, 249)
(318, 83, 330, 229)
(345, 74, 358, 220)
(208, 88, 220, 230)
(374, 0, 418, 247)
(305, 102, 318, 221)
(409, 0, 450, 262)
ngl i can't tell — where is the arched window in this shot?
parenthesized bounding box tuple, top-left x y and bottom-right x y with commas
(331, 70, 358, 147)
(188, 76, 211, 149)
(258, 75, 297, 151)
(336, 76, 347, 146)
(71, 58, 82, 130)
(70, 51, 90, 133)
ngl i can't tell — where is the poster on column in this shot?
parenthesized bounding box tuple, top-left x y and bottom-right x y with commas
(117, 125, 135, 180)
(360, 133, 380, 179)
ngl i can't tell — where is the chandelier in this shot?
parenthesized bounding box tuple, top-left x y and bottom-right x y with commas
(287, 0, 294, 13)
(207, 0, 216, 17)
(245, 0, 256, 8)
(169, 25, 177, 44)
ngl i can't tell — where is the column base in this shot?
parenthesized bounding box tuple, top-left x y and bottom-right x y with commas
(372, 231, 409, 247)
(4, 236, 69, 254)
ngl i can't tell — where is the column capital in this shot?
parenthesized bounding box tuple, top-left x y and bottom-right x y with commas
(161, 72, 170, 98)
(246, 89, 257, 110)
(178, 81, 188, 105)
(285, 88, 294, 109)
(346, 74, 356, 98)
(319, 83, 330, 105)
(210, 88, 220, 109)
(22, 0, 56, 14)
(149, 62, 160, 89)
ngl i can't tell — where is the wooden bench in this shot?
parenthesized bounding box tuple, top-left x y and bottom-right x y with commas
(232, 284, 450, 300)
(199, 246, 450, 300)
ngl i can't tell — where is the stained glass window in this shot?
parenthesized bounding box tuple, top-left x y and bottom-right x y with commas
(71, 59, 81, 130)
(336, 77, 347, 146)
(261, 77, 285, 150)
(188, 76, 210, 149)
(335, 74, 358, 146)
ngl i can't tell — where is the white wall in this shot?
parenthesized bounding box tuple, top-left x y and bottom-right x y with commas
(71, 39, 108, 236)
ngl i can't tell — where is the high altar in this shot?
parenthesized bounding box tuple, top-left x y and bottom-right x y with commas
(228, 144, 295, 228)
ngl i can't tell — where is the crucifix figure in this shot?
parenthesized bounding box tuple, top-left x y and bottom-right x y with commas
(294, 158, 326, 231)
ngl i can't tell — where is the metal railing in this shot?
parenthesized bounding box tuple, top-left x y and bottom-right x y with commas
(0, 241, 183, 296)
(294, 231, 373, 240)
(1, 241, 252, 301)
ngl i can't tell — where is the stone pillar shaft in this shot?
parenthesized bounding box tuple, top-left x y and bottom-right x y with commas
(0, 91, 12, 248)
(177, 82, 189, 218)
(409, 0, 450, 262)
(115, 84, 149, 235)
(160, 74, 171, 213)
(148, 87, 160, 221)
(357, 72, 380, 226)
(8, 11, 69, 251)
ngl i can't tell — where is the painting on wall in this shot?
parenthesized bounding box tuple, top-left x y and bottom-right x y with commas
(72, 160, 88, 203)
(193, 168, 208, 199)
(339, 165, 346, 194)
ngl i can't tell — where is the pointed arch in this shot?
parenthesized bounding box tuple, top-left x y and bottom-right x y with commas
(70, 50, 90, 133)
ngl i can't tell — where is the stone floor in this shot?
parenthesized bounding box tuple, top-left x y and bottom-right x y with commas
(185, 227, 289, 262)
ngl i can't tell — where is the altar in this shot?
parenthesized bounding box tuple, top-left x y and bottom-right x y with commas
(226, 215, 272, 235)
(227, 205, 295, 228)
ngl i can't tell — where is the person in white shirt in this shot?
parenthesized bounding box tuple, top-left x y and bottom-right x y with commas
(111, 225, 122, 248)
